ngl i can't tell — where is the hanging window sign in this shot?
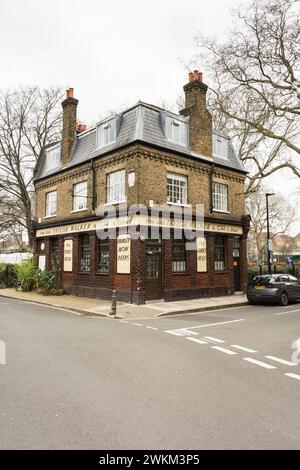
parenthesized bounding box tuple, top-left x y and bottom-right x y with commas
(117, 234, 131, 274)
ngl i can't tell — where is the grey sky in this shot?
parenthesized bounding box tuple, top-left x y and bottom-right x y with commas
(1, 0, 299, 233)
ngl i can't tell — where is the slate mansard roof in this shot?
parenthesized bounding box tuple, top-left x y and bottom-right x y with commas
(34, 101, 246, 181)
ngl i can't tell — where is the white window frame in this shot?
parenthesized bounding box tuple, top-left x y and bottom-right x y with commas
(165, 116, 188, 147)
(106, 170, 126, 204)
(45, 191, 57, 218)
(45, 144, 61, 171)
(213, 135, 228, 159)
(72, 181, 88, 212)
(212, 183, 228, 212)
(167, 172, 188, 205)
(96, 118, 116, 149)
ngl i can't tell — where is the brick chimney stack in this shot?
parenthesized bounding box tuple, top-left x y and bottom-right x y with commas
(180, 70, 212, 156)
(61, 87, 78, 167)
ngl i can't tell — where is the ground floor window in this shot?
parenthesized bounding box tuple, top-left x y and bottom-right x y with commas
(97, 239, 109, 273)
(79, 235, 90, 272)
(50, 238, 60, 270)
(214, 236, 226, 271)
(172, 238, 187, 272)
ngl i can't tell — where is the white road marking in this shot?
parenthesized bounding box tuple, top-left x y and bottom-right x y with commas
(203, 336, 225, 343)
(146, 326, 158, 330)
(165, 329, 198, 337)
(211, 346, 238, 355)
(285, 373, 300, 381)
(265, 355, 296, 366)
(186, 337, 208, 345)
(119, 320, 128, 323)
(231, 345, 258, 353)
(276, 308, 300, 316)
(243, 358, 277, 369)
(165, 331, 184, 336)
(175, 319, 245, 331)
(133, 323, 143, 326)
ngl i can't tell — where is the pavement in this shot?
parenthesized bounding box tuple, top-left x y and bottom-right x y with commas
(0, 288, 247, 319)
(0, 297, 300, 449)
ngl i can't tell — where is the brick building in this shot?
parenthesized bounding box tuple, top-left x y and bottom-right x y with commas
(33, 72, 250, 304)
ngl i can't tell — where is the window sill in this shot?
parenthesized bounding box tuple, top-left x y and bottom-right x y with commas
(214, 270, 229, 274)
(44, 215, 57, 219)
(78, 271, 90, 275)
(104, 200, 127, 206)
(167, 202, 191, 208)
(212, 209, 231, 214)
(96, 272, 109, 276)
(172, 271, 189, 275)
(71, 208, 88, 213)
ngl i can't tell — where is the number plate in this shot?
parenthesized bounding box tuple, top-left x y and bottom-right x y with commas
(255, 286, 265, 289)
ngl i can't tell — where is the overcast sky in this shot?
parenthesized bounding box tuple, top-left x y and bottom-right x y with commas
(1, 0, 299, 233)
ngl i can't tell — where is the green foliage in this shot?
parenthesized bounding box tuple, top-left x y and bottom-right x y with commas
(0, 263, 18, 288)
(15, 259, 37, 292)
(35, 254, 62, 295)
(248, 265, 300, 280)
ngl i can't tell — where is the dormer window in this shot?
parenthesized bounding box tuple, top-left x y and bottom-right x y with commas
(213, 134, 228, 159)
(165, 116, 188, 147)
(45, 144, 61, 171)
(97, 117, 117, 148)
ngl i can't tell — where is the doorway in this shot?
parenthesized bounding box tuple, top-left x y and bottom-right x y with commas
(233, 236, 241, 291)
(145, 241, 162, 301)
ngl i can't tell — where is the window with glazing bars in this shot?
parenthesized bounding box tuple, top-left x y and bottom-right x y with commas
(107, 170, 126, 204)
(212, 183, 228, 212)
(79, 235, 90, 272)
(73, 181, 87, 211)
(167, 173, 187, 205)
(97, 240, 109, 273)
(45, 191, 57, 217)
(214, 236, 226, 271)
(50, 238, 60, 270)
(172, 239, 187, 272)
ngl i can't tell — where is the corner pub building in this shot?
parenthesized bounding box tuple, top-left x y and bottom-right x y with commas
(33, 71, 250, 304)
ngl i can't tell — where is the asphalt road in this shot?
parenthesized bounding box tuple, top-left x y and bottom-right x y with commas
(1, 297, 300, 450)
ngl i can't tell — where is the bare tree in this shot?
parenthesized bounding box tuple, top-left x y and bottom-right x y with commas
(0, 87, 64, 246)
(192, 0, 300, 193)
(246, 186, 297, 262)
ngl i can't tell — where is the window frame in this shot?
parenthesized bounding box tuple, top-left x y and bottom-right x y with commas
(97, 239, 110, 274)
(165, 116, 188, 147)
(72, 181, 88, 212)
(167, 172, 188, 206)
(172, 238, 188, 273)
(212, 182, 229, 213)
(44, 144, 61, 171)
(96, 117, 117, 149)
(214, 235, 227, 272)
(106, 169, 126, 205)
(212, 134, 228, 159)
(50, 237, 60, 270)
(79, 234, 91, 273)
(45, 190, 57, 218)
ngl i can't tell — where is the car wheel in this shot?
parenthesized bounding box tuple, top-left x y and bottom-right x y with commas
(279, 292, 289, 306)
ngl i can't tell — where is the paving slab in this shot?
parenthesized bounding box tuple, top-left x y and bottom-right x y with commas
(0, 288, 248, 319)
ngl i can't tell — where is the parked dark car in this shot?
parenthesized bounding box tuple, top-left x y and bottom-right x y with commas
(247, 274, 300, 306)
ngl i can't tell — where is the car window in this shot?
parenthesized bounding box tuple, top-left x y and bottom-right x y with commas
(253, 276, 273, 286)
(288, 275, 298, 282)
(280, 275, 290, 282)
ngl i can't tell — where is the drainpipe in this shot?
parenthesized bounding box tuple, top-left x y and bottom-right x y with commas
(209, 162, 215, 214)
(91, 159, 97, 211)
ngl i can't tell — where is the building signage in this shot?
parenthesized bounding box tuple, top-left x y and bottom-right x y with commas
(36, 217, 243, 238)
(64, 239, 73, 272)
(197, 237, 207, 272)
(117, 234, 131, 274)
(38, 255, 46, 271)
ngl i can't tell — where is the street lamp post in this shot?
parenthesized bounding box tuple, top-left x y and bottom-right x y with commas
(266, 193, 275, 275)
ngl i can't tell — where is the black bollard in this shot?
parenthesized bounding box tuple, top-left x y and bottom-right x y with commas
(110, 289, 117, 317)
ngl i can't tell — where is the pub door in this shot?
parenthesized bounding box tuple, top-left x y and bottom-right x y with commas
(233, 236, 241, 291)
(145, 241, 162, 301)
